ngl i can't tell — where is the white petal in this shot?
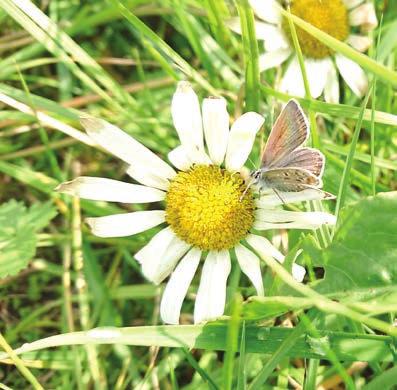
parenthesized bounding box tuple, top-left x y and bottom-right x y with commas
(135, 227, 191, 284)
(194, 250, 231, 324)
(226, 17, 243, 35)
(292, 263, 306, 283)
(280, 57, 305, 98)
(235, 244, 264, 296)
(249, 0, 282, 24)
(259, 48, 291, 71)
(343, 0, 364, 9)
(349, 3, 378, 32)
(257, 189, 336, 207)
(86, 210, 165, 238)
(226, 18, 289, 52)
(335, 54, 368, 97)
(246, 234, 306, 282)
(126, 163, 169, 191)
(171, 82, 204, 152)
(254, 210, 337, 230)
(168, 145, 192, 171)
(254, 22, 290, 52)
(347, 34, 372, 52)
(305, 58, 333, 99)
(225, 112, 264, 171)
(246, 234, 284, 263)
(202, 97, 230, 165)
(56, 177, 165, 203)
(324, 63, 340, 103)
(168, 145, 212, 171)
(80, 116, 175, 180)
(160, 248, 201, 324)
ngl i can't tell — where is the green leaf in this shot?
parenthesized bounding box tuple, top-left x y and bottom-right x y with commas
(2, 323, 396, 363)
(0, 200, 57, 278)
(304, 192, 397, 293)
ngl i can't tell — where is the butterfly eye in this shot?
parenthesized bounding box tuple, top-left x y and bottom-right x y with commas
(251, 171, 261, 180)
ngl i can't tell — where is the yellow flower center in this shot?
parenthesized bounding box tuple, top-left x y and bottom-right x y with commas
(282, 0, 349, 59)
(165, 165, 255, 251)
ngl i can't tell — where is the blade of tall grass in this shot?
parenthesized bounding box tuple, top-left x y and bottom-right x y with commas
(248, 318, 308, 390)
(11, 0, 137, 108)
(107, 0, 217, 95)
(0, 333, 43, 390)
(335, 86, 372, 221)
(235, 0, 260, 112)
(223, 294, 242, 390)
(236, 321, 246, 390)
(0, 0, 129, 115)
(260, 84, 397, 127)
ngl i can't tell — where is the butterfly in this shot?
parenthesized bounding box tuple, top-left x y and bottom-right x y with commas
(248, 100, 330, 200)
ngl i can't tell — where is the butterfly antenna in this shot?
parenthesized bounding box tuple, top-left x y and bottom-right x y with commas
(240, 177, 256, 202)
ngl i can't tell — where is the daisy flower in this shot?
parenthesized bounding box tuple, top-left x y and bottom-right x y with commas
(230, 0, 378, 102)
(56, 82, 335, 324)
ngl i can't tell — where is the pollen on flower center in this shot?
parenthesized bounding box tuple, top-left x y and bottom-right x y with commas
(165, 165, 255, 251)
(282, 0, 349, 59)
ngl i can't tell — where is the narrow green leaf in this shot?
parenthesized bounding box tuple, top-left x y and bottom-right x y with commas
(235, 0, 260, 112)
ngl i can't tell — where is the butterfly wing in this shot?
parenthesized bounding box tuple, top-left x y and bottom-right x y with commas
(261, 100, 309, 169)
(261, 168, 321, 192)
(276, 147, 325, 177)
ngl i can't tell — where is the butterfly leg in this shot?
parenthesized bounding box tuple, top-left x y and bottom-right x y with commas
(273, 188, 286, 204)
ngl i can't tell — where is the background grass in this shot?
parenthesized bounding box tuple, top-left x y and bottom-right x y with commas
(0, 0, 396, 389)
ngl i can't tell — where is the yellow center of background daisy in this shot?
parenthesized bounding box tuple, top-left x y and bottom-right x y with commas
(283, 0, 349, 59)
(165, 165, 255, 251)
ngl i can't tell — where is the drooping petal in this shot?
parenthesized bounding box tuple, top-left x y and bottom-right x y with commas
(257, 189, 336, 208)
(225, 112, 264, 171)
(171, 81, 204, 152)
(246, 234, 284, 262)
(280, 57, 305, 98)
(249, 0, 282, 24)
(235, 244, 264, 296)
(86, 210, 165, 238)
(324, 63, 340, 103)
(280, 57, 333, 99)
(135, 227, 191, 285)
(305, 58, 333, 99)
(349, 2, 378, 32)
(335, 54, 368, 97)
(80, 116, 175, 181)
(246, 234, 306, 282)
(202, 97, 230, 165)
(254, 209, 337, 230)
(254, 22, 290, 52)
(126, 163, 169, 190)
(292, 263, 306, 282)
(226, 18, 289, 52)
(347, 34, 372, 52)
(343, 0, 364, 10)
(160, 248, 201, 324)
(56, 177, 165, 203)
(259, 48, 291, 71)
(194, 250, 231, 324)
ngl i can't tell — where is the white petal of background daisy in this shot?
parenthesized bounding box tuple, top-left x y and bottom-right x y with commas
(229, 0, 378, 102)
(57, 82, 336, 325)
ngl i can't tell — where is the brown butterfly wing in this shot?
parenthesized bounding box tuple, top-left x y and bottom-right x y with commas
(261, 168, 321, 192)
(261, 100, 309, 169)
(276, 147, 325, 177)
